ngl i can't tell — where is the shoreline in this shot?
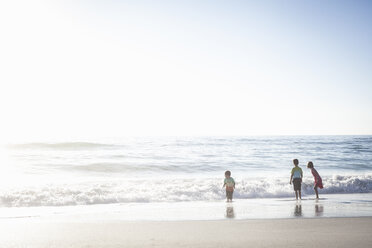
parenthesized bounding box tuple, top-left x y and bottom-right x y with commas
(2, 193, 372, 221)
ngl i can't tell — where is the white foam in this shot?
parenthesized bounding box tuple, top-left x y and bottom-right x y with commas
(1, 175, 372, 207)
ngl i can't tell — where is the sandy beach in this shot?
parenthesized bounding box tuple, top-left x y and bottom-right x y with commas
(1, 217, 371, 248)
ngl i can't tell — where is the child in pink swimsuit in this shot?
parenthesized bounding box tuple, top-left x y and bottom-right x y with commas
(307, 161, 323, 199)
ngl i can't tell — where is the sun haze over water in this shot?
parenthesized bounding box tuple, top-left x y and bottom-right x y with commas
(0, 0, 371, 142)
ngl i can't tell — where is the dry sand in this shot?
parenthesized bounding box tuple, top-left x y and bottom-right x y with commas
(1, 217, 372, 248)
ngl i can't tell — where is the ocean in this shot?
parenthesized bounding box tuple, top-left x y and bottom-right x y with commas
(1, 136, 372, 220)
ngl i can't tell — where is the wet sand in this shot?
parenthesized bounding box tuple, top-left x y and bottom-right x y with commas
(1, 217, 372, 247)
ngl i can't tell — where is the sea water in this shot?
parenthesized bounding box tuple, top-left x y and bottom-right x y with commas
(0, 136, 372, 220)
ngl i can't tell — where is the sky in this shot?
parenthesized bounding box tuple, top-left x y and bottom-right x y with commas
(0, 0, 371, 141)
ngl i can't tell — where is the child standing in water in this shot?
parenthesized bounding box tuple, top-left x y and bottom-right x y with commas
(290, 159, 303, 200)
(223, 171, 235, 202)
(307, 161, 323, 199)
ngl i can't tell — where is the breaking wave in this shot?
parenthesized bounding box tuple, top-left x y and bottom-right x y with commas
(1, 175, 372, 207)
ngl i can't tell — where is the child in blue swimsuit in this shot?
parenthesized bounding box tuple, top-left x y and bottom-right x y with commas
(223, 170, 235, 202)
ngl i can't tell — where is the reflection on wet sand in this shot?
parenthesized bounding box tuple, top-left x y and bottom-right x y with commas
(315, 200, 324, 217)
(226, 205, 235, 219)
(294, 203, 302, 217)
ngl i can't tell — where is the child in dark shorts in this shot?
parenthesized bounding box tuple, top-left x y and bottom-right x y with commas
(223, 171, 235, 202)
(289, 159, 303, 200)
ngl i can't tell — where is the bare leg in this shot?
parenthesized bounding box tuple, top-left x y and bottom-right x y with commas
(299, 191, 302, 200)
(314, 187, 319, 199)
(295, 191, 298, 200)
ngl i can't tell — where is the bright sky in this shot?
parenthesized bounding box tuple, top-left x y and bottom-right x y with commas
(0, 0, 371, 141)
